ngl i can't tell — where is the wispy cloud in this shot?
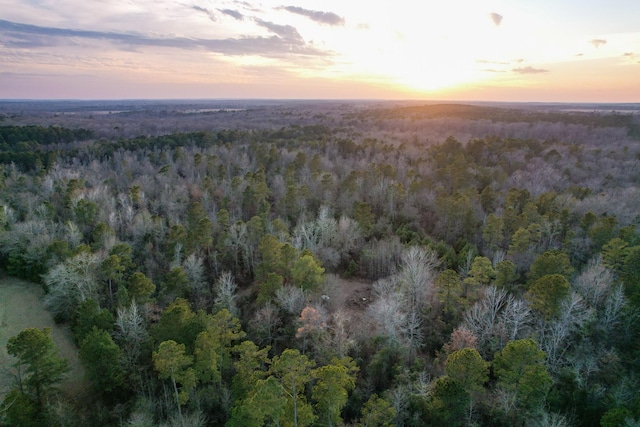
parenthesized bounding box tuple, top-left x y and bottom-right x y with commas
(589, 38, 607, 48)
(0, 71, 65, 78)
(191, 5, 216, 22)
(279, 6, 345, 26)
(219, 9, 244, 21)
(512, 66, 549, 74)
(253, 19, 303, 43)
(0, 19, 328, 58)
(476, 59, 509, 65)
(622, 52, 639, 63)
(233, 0, 261, 13)
(489, 12, 503, 27)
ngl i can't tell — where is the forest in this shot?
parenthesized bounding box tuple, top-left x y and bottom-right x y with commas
(0, 100, 639, 427)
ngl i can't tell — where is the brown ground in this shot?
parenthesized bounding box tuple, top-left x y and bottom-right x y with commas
(321, 275, 375, 339)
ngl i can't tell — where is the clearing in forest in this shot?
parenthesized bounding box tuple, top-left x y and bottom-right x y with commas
(0, 276, 85, 400)
(323, 275, 374, 338)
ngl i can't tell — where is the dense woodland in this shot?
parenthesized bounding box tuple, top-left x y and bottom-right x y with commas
(1, 101, 640, 427)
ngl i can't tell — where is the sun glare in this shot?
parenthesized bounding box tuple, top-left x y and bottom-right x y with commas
(388, 54, 484, 93)
(345, 34, 489, 94)
(324, 2, 502, 95)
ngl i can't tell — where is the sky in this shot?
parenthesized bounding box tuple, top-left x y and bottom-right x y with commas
(1, 0, 639, 101)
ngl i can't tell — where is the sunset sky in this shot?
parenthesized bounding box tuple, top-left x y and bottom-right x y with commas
(1, 0, 639, 101)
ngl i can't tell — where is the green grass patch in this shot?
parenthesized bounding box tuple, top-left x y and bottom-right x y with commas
(0, 276, 85, 400)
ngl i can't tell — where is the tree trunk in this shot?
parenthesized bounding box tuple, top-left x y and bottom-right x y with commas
(171, 375, 183, 422)
(292, 376, 298, 427)
(108, 279, 114, 308)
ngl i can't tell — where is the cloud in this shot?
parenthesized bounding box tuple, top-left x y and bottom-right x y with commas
(233, 0, 258, 11)
(253, 19, 303, 43)
(280, 6, 345, 26)
(191, 5, 216, 22)
(589, 38, 607, 48)
(489, 12, 503, 26)
(476, 59, 509, 65)
(512, 66, 549, 74)
(0, 19, 328, 58)
(0, 71, 62, 78)
(623, 52, 634, 56)
(219, 9, 244, 21)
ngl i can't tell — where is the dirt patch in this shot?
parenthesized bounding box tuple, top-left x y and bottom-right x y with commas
(0, 277, 86, 400)
(321, 275, 375, 338)
(341, 279, 373, 310)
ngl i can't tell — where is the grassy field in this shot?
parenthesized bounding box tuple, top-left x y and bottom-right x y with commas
(0, 276, 85, 400)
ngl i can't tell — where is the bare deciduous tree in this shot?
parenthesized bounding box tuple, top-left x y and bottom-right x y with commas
(275, 285, 306, 316)
(463, 286, 528, 357)
(539, 292, 593, 372)
(335, 215, 363, 260)
(529, 410, 570, 427)
(114, 300, 149, 391)
(398, 246, 439, 312)
(500, 297, 532, 342)
(65, 221, 82, 249)
(600, 284, 626, 333)
(368, 290, 405, 344)
(360, 236, 403, 281)
(573, 256, 615, 309)
(329, 309, 354, 358)
(182, 253, 208, 304)
(249, 302, 281, 346)
(225, 221, 247, 274)
(213, 272, 238, 316)
(44, 251, 103, 321)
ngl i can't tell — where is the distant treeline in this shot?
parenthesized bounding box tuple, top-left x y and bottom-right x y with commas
(365, 103, 640, 137)
(0, 125, 94, 146)
(0, 125, 95, 170)
(0, 124, 335, 170)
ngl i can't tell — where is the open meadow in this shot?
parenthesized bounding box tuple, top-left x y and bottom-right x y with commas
(0, 277, 84, 400)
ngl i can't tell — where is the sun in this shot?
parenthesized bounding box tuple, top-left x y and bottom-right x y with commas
(354, 36, 489, 94)
(324, 14, 493, 95)
(388, 55, 486, 93)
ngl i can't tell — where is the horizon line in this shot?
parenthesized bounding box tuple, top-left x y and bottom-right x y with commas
(1, 98, 639, 105)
